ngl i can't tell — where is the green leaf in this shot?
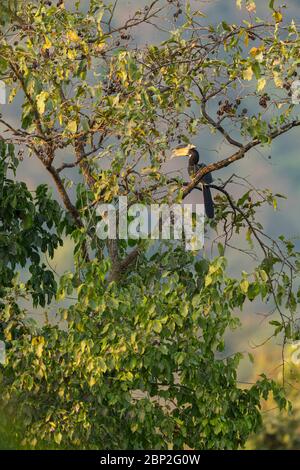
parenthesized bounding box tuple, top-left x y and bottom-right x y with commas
(54, 432, 62, 445)
(252, 62, 261, 80)
(152, 320, 162, 333)
(222, 21, 231, 32)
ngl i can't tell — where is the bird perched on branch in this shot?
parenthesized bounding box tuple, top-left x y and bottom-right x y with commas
(171, 144, 214, 219)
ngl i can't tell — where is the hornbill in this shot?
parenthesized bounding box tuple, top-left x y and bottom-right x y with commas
(171, 144, 214, 219)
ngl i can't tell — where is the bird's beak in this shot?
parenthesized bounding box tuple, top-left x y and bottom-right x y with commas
(171, 146, 191, 159)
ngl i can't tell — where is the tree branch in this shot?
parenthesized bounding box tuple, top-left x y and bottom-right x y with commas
(182, 120, 300, 199)
(199, 88, 243, 149)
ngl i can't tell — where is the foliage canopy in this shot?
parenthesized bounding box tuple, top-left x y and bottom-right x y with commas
(0, 0, 300, 449)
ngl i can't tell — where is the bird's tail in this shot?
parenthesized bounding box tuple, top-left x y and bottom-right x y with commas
(203, 185, 214, 219)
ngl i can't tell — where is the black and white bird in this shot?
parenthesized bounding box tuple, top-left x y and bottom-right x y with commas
(171, 144, 214, 219)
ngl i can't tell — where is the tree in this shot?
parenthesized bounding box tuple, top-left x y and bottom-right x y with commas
(247, 350, 300, 450)
(0, 0, 299, 449)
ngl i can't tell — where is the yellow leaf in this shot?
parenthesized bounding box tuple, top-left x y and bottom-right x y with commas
(246, 1, 256, 13)
(250, 46, 264, 63)
(4, 329, 12, 341)
(33, 336, 45, 358)
(54, 433, 62, 445)
(260, 270, 268, 282)
(257, 78, 266, 92)
(36, 367, 44, 379)
(8, 88, 17, 103)
(250, 46, 264, 57)
(256, 52, 264, 63)
(126, 371, 134, 381)
(240, 279, 249, 294)
(31, 438, 37, 448)
(67, 49, 77, 60)
(243, 66, 253, 81)
(89, 376, 96, 387)
(236, 0, 242, 9)
(42, 36, 52, 51)
(203, 306, 210, 316)
(67, 120, 78, 133)
(273, 11, 283, 23)
(244, 32, 249, 48)
(36, 91, 49, 115)
(131, 423, 138, 433)
(273, 72, 283, 88)
(67, 30, 80, 42)
(36, 343, 44, 358)
(94, 42, 105, 53)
